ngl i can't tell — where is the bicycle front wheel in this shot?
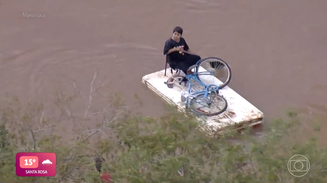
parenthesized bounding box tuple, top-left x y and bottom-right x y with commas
(196, 57, 232, 89)
(188, 93, 228, 116)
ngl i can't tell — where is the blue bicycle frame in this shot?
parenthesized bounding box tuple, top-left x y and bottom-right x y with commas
(183, 60, 221, 107)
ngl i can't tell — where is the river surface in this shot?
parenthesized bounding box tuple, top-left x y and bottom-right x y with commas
(0, 0, 326, 142)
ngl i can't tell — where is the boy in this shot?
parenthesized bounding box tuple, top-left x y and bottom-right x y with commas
(163, 26, 201, 87)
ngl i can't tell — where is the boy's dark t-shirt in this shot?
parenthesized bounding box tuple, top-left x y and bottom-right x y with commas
(163, 37, 190, 63)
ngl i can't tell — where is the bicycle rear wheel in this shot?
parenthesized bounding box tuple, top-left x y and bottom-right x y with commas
(188, 93, 228, 116)
(196, 57, 232, 89)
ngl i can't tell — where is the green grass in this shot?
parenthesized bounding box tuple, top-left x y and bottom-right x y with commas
(0, 81, 326, 183)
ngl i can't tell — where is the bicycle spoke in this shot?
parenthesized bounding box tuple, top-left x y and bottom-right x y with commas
(196, 57, 232, 89)
(189, 93, 227, 116)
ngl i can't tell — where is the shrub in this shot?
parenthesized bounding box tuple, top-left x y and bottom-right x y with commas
(0, 73, 325, 183)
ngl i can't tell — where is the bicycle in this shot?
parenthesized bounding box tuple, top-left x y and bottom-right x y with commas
(168, 57, 232, 116)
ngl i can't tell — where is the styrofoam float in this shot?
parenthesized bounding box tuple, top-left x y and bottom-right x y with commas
(142, 67, 264, 136)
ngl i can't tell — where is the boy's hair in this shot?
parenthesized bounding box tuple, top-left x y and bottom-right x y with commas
(173, 26, 183, 35)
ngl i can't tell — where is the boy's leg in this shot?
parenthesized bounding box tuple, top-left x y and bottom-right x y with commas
(185, 55, 201, 75)
(165, 70, 186, 88)
(186, 70, 194, 75)
(165, 55, 200, 87)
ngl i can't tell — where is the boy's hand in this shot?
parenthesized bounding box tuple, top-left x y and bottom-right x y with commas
(175, 47, 182, 51)
(177, 46, 185, 55)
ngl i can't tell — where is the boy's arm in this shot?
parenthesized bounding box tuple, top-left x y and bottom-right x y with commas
(163, 40, 179, 55)
(166, 47, 179, 55)
(183, 38, 190, 51)
(181, 37, 196, 54)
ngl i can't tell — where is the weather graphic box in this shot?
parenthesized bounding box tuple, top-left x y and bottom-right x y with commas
(16, 152, 56, 176)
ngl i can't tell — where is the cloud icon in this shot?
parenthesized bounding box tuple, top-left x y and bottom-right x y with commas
(42, 159, 52, 165)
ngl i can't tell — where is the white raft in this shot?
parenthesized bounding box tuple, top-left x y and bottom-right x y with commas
(141, 67, 264, 136)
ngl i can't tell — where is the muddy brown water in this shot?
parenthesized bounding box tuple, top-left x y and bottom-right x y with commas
(0, 0, 326, 143)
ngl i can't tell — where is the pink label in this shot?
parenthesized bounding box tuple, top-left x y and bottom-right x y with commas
(16, 152, 56, 177)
